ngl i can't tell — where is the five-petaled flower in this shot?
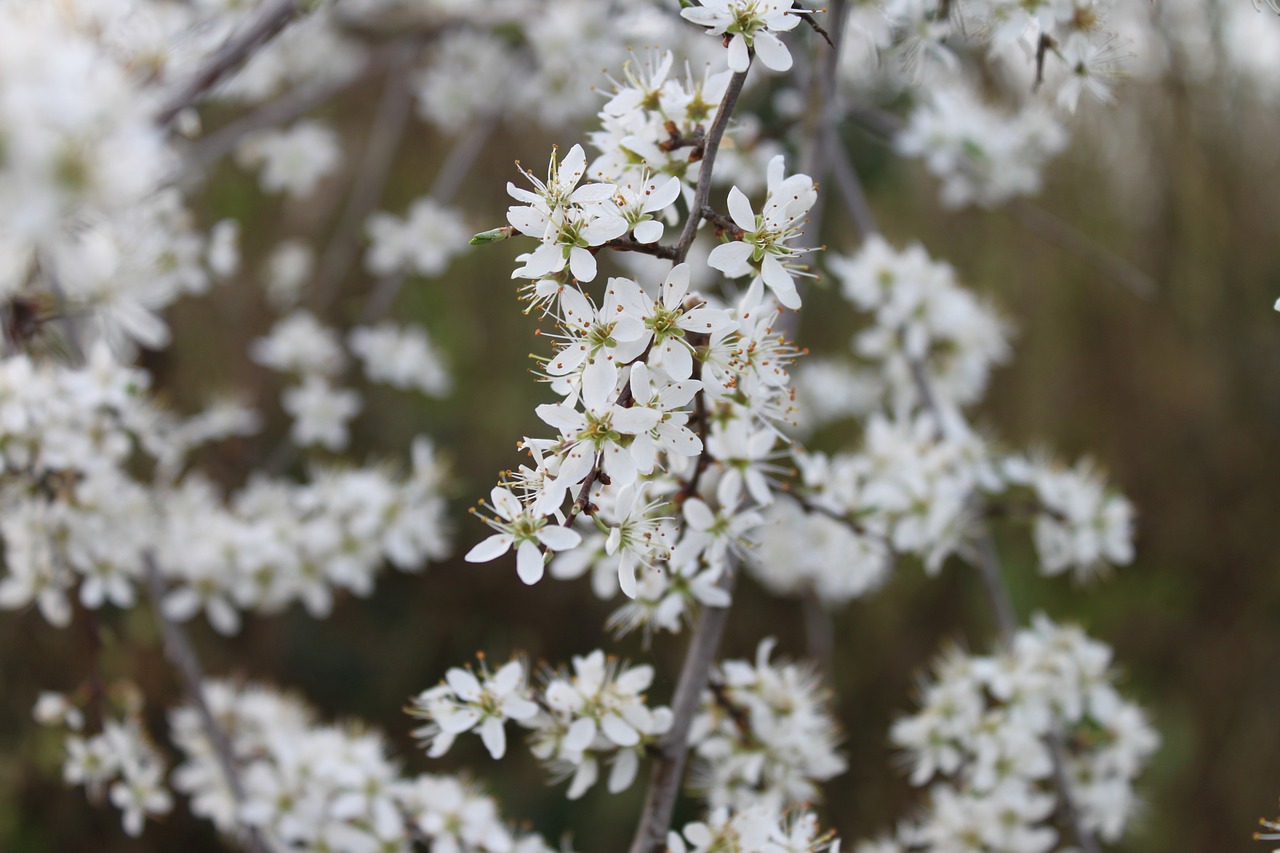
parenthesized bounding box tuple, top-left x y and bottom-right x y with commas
(465, 487, 582, 584)
(680, 0, 807, 73)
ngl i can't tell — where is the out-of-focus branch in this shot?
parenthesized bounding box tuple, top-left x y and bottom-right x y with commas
(143, 556, 270, 853)
(843, 101, 1156, 299)
(311, 40, 418, 312)
(1006, 200, 1157, 299)
(904, 354, 1102, 853)
(827, 126, 879, 239)
(358, 111, 501, 324)
(798, 0, 849, 237)
(156, 0, 303, 127)
(181, 59, 385, 177)
(801, 587, 835, 675)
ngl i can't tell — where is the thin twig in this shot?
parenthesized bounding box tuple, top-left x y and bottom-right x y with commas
(156, 0, 302, 127)
(673, 70, 751, 263)
(626, 569, 738, 853)
(1007, 200, 1156, 299)
(842, 101, 1156, 299)
(698, 205, 743, 236)
(827, 126, 879, 239)
(143, 556, 270, 853)
(601, 236, 681, 262)
(776, 0, 847, 341)
(798, 11, 836, 47)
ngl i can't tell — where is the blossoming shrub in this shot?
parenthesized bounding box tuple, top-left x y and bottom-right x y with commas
(0, 0, 1204, 850)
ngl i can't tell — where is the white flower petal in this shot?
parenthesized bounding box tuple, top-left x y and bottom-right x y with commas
(753, 30, 793, 71)
(727, 32, 751, 72)
(564, 717, 598, 752)
(633, 220, 664, 244)
(726, 186, 757, 232)
(447, 668, 483, 700)
(479, 716, 507, 759)
(707, 240, 754, 277)
(608, 750, 640, 793)
(602, 714, 640, 747)
(569, 246, 598, 282)
(465, 534, 513, 563)
(537, 524, 582, 551)
(516, 540, 545, 585)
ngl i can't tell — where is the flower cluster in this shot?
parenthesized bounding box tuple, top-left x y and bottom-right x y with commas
(364, 198, 471, 278)
(897, 88, 1068, 209)
(0, 332, 449, 633)
(786, 415, 991, 581)
(1, 0, 1168, 850)
(172, 680, 555, 853)
(236, 120, 343, 199)
(872, 0, 1128, 110)
(529, 649, 673, 799)
(469, 138, 812, 616)
(1002, 453, 1136, 582)
(401, 0, 712, 131)
(410, 655, 540, 760)
(590, 51, 779, 198)
(747, 495, 892, 606)
(35, 698, 172, 839)
(689, 639, 846, 811)
(410, 649, 673, 800)
(252, 310, 361, 450)
(349, 323, 452, 398)
(507, 143, 632, 286)
(829, 236, 1012, 414)
(870, 616, 1159, 851)
(668, 805, 839, 853)
(680, 0, 807, 73)
(0, 2, 168, 259)
(709, 157, 819, 310)
(155, 440, 450, 632)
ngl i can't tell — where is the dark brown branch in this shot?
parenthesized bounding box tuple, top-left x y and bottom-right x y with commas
(658, 121, 706, 158)
(698, 205, 743, 237)
(798, 11, 836, 47)
(601, 236, 681, 261)
(1033, 33, 1057, 92)
(672, 70, 751, 264)
(156, 0, 302, 127)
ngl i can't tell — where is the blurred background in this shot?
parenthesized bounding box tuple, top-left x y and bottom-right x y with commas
(3, 0, 1280, 850)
